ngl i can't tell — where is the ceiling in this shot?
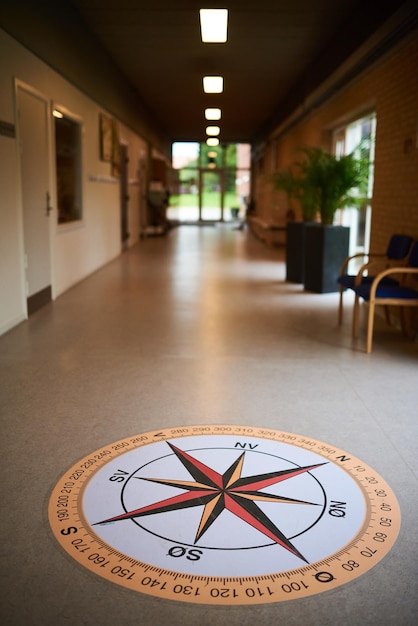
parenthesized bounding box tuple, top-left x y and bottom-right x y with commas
(51, 2, 418, 144)
(5, 0, 415, 143)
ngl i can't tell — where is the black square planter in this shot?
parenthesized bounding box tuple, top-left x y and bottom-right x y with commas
(286, 221, 306, 283)
(304, 224, 349, 293)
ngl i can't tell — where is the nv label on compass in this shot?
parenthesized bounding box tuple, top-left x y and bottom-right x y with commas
(48, 426, 400, 605)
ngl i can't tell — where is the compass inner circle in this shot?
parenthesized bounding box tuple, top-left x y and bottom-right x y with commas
(121, 446, 327, 550)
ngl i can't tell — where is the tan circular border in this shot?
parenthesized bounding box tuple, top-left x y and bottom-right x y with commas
(48, 425, 401, 605)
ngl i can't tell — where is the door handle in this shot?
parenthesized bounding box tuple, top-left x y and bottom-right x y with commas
(46, 191, 53, 216)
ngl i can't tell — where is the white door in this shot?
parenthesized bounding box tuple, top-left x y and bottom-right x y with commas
(17, 84, 52, 314)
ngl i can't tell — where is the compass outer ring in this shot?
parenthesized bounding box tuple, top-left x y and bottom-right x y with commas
(48, 425, 401, 605)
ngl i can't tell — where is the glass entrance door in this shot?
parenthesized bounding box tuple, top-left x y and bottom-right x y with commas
(169, 143, 251, 224)
(200, 170, 222, 221)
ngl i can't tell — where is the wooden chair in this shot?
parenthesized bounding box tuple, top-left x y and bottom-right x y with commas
(352, 241, 418, 353)
(337, 234, 413, 324)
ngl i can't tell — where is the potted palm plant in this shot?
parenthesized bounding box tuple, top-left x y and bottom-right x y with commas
(274, 145, 369, 292)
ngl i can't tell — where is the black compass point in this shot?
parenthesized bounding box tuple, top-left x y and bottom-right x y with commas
(297, 462, 328, 471)
(228, 461, 328, 492)
(297, 554, 310, 565)
(165, 441, 222, 490)
(237, 491, 321, 506)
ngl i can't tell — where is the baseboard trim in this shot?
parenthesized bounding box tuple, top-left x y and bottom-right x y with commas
(27, 286, 52, 316)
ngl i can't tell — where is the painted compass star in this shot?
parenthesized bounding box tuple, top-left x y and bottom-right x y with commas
(95, 442, 326, 563)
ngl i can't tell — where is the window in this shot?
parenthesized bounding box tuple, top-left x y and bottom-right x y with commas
(54, 110, 82, 224)
(333, 113, 376, 255)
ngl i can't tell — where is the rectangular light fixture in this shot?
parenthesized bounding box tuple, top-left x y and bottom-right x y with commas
(203, 76, 224, 93)
(206, 126, 220, 136)
(200, 9, 228, 43)
(53, 109, 64, 118)
(205, 108, 222, 120)
(206, 137, 219, 146)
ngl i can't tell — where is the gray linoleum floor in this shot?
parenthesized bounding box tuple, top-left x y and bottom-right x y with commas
(1, 224, 417, 625)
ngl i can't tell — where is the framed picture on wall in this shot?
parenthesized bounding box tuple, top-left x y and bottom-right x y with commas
(111, 119, 120, 177)
(99, 113, 113, 162)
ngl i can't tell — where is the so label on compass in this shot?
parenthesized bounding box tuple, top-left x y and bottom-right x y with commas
(49, 425, 400, 605)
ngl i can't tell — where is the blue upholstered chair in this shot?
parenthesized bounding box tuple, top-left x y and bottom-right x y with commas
(352, 241, 418, 353)
(337, 234, 413, 324)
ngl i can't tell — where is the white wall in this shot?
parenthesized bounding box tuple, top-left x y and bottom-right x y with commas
(0, 29, 149, 335)
(0, 133, 26, 333)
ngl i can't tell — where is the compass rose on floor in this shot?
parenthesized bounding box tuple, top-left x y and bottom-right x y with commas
(49, 427, 401, 603)
(95, 441, 325, 563)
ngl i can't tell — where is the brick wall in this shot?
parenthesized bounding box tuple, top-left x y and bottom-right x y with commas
(254, 35, 418, 252)
(372, 39, 418, 252)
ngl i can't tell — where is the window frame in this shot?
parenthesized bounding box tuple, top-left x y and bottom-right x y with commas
(53, 104, 84, 228)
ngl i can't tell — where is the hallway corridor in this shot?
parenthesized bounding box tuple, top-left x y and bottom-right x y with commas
(1, 224, 417, 625)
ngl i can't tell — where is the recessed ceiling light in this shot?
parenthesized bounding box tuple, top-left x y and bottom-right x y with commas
(206, 126, 220, 136)
(203, 76, 224, 93)
(205, 108, 222, 120)
(199, 9, 228, 43)
(206, 137, 219, 146)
